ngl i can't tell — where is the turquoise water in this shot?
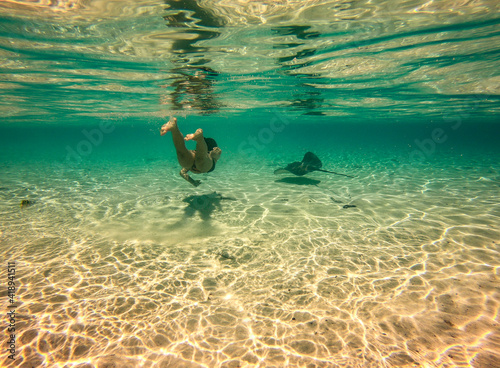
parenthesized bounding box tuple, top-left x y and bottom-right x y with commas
(1, 1, 500, 367)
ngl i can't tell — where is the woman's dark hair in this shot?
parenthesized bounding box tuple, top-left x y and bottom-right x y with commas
(204, 137, 218, 152)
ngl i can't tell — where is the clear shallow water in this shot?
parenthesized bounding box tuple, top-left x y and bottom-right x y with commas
(1, 1, 500, 368)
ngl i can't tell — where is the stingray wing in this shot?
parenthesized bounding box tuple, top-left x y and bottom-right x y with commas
(285, 162, 309, 176)
(274, 161, 308, 176)
(302, 152, 322, 170)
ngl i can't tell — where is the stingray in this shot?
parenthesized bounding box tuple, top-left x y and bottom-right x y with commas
(274, 152, 354, 178)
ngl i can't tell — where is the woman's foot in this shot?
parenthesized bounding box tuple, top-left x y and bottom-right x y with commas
(160, 117, 177, 136)
(185, 128, 204, 142)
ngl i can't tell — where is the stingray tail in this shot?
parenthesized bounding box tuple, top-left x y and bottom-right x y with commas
(317, 169, 354, 178)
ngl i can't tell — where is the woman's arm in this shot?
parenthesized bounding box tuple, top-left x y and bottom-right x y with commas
(180, 168, 201, 187)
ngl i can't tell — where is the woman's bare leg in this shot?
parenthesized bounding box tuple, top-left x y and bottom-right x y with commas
(185, 129, 212, 172)
(160, 117, 194, 168)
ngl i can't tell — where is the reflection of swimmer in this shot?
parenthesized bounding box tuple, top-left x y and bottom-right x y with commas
(164, 66, 221, 113)
(160, 117, 221, 187)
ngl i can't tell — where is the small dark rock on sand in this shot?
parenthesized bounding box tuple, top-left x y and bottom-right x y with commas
(20, 200, 34, 208)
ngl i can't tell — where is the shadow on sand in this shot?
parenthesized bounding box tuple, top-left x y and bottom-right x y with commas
(182, 191, 236, 221)
(275, 177, 321, 186)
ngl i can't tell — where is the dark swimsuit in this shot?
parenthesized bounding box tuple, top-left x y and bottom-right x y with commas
(191, 159, 216, 173)
(191, 137, 217, 173)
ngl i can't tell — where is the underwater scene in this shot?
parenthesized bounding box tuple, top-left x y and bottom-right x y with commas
(1, 1, 499, 367)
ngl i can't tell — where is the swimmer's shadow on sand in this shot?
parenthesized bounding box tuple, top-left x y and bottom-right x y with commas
(183, 191, 236, 221)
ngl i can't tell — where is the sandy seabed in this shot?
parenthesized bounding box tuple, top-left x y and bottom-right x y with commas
(1, 153, 499, 368)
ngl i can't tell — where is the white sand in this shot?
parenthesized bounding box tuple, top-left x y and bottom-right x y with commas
(1, 154, 499, 367)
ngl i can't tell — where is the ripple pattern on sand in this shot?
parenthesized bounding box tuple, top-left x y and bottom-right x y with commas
(1, 155, 499, 367)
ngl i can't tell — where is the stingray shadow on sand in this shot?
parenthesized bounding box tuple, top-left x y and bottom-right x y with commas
(275, 177, 321, 186)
